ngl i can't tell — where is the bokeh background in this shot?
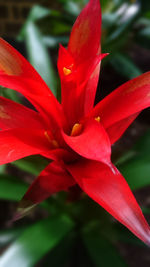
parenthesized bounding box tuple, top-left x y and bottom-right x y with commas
(0, 0, 150, 266)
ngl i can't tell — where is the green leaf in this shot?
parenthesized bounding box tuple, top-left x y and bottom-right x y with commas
(0, 176, 27, 201)
(0, 215, 74, 267)
(82, 223, 127, 267)
(25, 21, 57, 96)
(0, 87, 21, 103)
(0, 227, 25, 247)
(41, 233, 75, 267)
(133, 130, 150, 155)
(12, 155, 49, 176)
(110, 53, 142, 79)
(140, 0, 150, 14)
(18, 5, 51, 40)
(117, 130, 150, 190)
(42, 35, 69, 48)
(119, 155, 150, 190)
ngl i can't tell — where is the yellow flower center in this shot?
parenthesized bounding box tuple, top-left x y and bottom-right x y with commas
(95, 116, 100, 122)
(44, 131, 59, 149)
(70, 123, 82, 136)
(63, 67, 72, 76)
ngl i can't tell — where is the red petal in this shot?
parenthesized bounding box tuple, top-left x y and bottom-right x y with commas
(22, 161, 75, 204)
(0, 128, 52, 164)
(0, 39, 64, 129)
(0, 75, 65, 129)
(0, 96, 43, 130)
(0, 38, 48, 86)
(106, 113, 139, 144)
(68, 0, 101, 64)
(90, 72, 150, 143)
(66, 159, 150, 245)
(58, 44, 106, 125)
(62, 120, 111, 164)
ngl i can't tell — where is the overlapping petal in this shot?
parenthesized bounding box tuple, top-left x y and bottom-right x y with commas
(89, 72, 150, 143)
(0, 39, 65, 129)
(66, 159, 150, 245)
(0, 128, 53, 164)
(0, 96, 43, 130)
(106, 113, 139, 144)
(62, 120, 111, 164)
(21, 161, 75, 204)
(58, 45, 106, 125)
(58, 0, 103, 123)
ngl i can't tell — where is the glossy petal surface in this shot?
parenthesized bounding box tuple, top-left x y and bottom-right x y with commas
(67, 159, 150, 245)
(0, 96, 43, 130)
(0, 128, 52, 164)
(107, 113, 139, 144)
(90, 72, 150, 143)
(0, 74, 64, 129)
(62, 120, 111, 164)
(68, 0, 101, 64)
(58, 45, 106, 125)
(0, 38, 49, 87)
(22, 161, 75, 204)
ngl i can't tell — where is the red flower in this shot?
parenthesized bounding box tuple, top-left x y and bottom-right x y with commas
(0, 0, 150, 244)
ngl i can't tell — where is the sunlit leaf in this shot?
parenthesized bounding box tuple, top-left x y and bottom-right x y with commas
(25, 21, 57, 96)
(0, 227, 25, 247)
(0, 215, 74, 267)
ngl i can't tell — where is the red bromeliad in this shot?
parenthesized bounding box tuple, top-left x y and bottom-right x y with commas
(0, 0, 150, 244)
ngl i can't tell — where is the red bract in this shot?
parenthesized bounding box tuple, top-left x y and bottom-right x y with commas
(0, 0, 150, 244)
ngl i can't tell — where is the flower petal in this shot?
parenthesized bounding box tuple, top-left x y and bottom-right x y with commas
(66, 159, 150, 245)
(106, 113, 139, 144)
(0, 96, 43, 130)
(0, 75, 65, 129)
(68, 0, 101, 64)
(90, 72, 150, 143)
(21, 161, 75, 204)
(0, 128, 52, 164)
(62, 120, 111, 164)
(58, 44, 107, 125)
(0, 38, 48, 85)
(0, 39, 64, 128)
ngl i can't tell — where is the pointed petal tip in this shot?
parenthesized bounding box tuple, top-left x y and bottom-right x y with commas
(143, 228, 150, 247)
(12, 198, 37, 221)
(11, 212, 23, 222)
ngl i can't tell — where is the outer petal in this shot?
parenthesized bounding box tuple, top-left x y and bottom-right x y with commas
(58, 44, 106, 125)
(0, 75, 65, 129)
(68, 0, 101, 64)
(21, 161, 75, 204)
(0, 38, 49, 86)
(106, 113, 139, 144)
(62, 120, 111, 164)
(66, 159, 150, 245)
(0, 39, 64, 128)
(0, 96, 43, 130)
(0, 128, 53, 164)
(89, 72, 150, 143)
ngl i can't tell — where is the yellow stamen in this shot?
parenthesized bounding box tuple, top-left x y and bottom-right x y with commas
(0, 106, 10, 119)
(44, 131, 59, 149)
(51, 140, 59, 149)
(44, 131, 51, 142)
(63, 67, 72, 76)
(95, 116, 100, 122)
(71, 123, 82, 137)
